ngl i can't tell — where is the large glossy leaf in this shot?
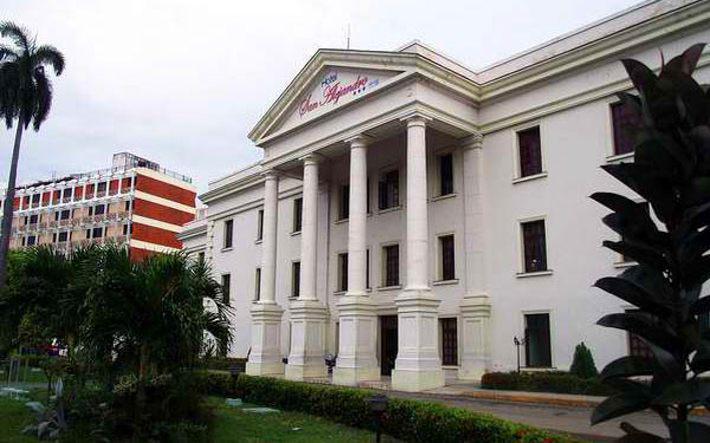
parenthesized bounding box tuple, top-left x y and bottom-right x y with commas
(620, 266, 673, 301)
(685, 255, 710, 289)
(691, 296, 710, 316)
(652, 380, 710, 406)
(680, 227, 710, 265)
(690, 340, 710, 374)
(594, 277, 672, 318)
(618, 422, 666, 443)
(662, 43, 706, 76)
(600, 356, 655, 380)
(601, 164, 677, 222)
(597, 312, 681, 353)
(591, 392, 651, 425)
(602, 240, 668, 272)
(622, 58, 658, 98)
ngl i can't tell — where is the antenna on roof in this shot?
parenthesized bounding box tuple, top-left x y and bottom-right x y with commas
(346, 24, 351, 49)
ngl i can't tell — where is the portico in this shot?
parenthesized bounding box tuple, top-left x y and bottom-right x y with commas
(243, 44, 492, 391)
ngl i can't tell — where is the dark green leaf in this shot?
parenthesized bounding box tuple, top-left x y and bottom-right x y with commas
(652, 380, 710, 406)
(685, 255, 710, 289)
(591, 393, 651, 425)
(602, 240, 667, 272)
(597, 312, 681, 353)
(618, 422, 666, 443)
(600, 356, 655, 380)
(691, 296, 710, 316)
(690, 340, 710, 374)
(662, 43, 705, 76)
(594, 277, 672, 318)
(668, 419, 710, 443)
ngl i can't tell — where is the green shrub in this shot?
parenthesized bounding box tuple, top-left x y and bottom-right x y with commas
(481, 371, 614, 396)
(197, 372, 574, 442)
(568, 343, 598, 379)
(199, 357, 247, 372)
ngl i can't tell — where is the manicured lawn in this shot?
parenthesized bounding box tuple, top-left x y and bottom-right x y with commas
(0, 394, 390, 443)
(0, 396, 36, 443)
(209, 397, 392, 442)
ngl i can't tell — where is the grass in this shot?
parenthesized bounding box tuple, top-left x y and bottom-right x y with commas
(0, 396, 36, 443)
(209, 397, 392, 442)
(0, 394, 390, 443)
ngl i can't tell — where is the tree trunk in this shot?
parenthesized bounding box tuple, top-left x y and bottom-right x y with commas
(0, 121, 24, 288)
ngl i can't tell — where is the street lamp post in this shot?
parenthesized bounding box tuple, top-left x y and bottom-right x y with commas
(513, 336, 527, 373)
(369, 394, 389, 443)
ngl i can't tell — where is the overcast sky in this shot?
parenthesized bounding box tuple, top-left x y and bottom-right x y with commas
(1, 0, 639, 194)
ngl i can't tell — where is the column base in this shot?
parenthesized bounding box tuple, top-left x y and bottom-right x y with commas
(391, 288, 445, 392)
(246, 302, 285, 377)
(391, 368, 445, 392)
(332, 294, 380, 386)
(458, 294, 491, 381)
(284, 299, 328, 381)
(246, 361, 285, 377)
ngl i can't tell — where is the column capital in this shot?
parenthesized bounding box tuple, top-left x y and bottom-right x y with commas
(299, 152, 326, 166)
(461, 132, 484, 150)
(344, 134, 372, 148)
(400, 111, 432, 127)
(260, 169, 281, 181)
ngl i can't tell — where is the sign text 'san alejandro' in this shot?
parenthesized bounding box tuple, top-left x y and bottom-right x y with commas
(298, 71, 379, 118)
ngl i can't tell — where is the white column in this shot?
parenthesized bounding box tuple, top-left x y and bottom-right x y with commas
(458, 133, 492, 380)
(246, 170, 285, 376)
(392, 113, 445, 392)
(333, 135, 379, 386)
(285, 154, 327, 380)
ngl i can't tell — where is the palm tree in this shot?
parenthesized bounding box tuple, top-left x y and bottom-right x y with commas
(0, 22, 64, 287)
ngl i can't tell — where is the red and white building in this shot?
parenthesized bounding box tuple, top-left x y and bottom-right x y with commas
(0, 152, 196, 260)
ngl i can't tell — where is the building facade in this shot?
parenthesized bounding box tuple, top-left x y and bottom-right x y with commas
(181, 0, 710, 391)
(1, 152, 196, 260)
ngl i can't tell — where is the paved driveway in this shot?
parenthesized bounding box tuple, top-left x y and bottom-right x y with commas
(388, 390, 709, 442)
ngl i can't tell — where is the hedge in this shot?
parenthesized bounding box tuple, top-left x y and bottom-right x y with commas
(481, 371, 614, 396)
(197, 371, 576, 442)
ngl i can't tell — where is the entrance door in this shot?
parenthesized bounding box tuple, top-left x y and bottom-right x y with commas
(380, 315, 398, 376)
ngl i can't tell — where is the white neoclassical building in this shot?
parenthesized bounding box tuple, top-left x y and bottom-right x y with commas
(180, 0, 710, 391)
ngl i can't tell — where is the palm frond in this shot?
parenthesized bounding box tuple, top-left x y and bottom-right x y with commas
(31, 66, 52, 130)
(32, 45, 64, 75)
(0, 44, 18, 62)
(0, 21, 31, 52)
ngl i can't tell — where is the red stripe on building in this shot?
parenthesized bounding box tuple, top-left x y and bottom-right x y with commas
(131, 222, 182, 249)
(86, 183, 95, 198)
(129, 246, 156, 262)
(109, 179, 119, 195)
(74, 187, 83, 199)
(133, 198, 194, 226)
(135, 173, 195, 207)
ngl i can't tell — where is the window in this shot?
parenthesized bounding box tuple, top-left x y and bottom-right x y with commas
(439, 234, 455, 281)
(221, 274, 231, 305)
(525, 313, 552, 368)
(91, 204, 106, 216)
(292, 198, 303, 233)
(339, 185, 349, 220)
(338, 253, 348, 292)
(517, 126, 543, 178)
(521, 219, 547, 273)
(92, 227, 104, 239)
(57, 231, 69, 243)
(198, 251, 205, 263)
(223, 219, 233, 249)
(254, 267, 261, 301)
(611, 101, 642, 156)
(440, 318, 458, 366)
(291, 261, 301, 298)
(28, 214, 38, 225)
(439, 153, 454, 196)
(125, 199, 133, 212)
(54, 209, 70, 221)
(26, 235, 37, 246)
(378, 170, 399, 210)
(256, 210, 264, 241)
(382, 244, 399, 287)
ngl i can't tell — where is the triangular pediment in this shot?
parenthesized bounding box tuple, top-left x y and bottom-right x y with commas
(248, 47, 480, 144)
